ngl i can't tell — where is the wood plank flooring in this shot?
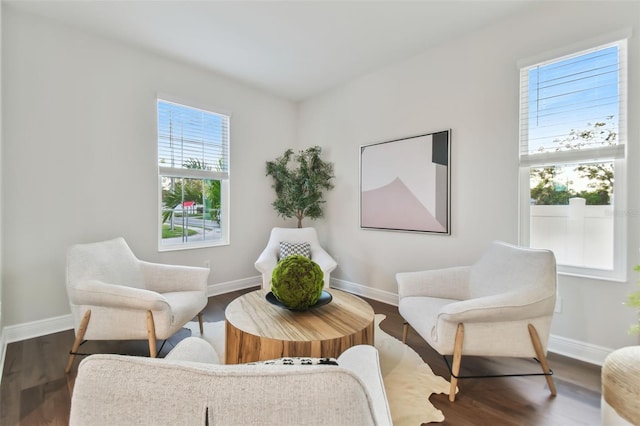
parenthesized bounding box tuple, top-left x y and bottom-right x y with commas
(1, 287, 602, 425)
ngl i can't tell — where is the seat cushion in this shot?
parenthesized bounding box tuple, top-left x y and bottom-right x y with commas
(399, 296, 459, 351)
(158, 291, 207, 338)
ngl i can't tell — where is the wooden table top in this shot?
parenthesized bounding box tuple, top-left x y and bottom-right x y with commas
(224, 288, 375, 343)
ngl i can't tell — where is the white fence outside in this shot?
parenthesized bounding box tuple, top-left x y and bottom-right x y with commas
(530, 198, 613, 270)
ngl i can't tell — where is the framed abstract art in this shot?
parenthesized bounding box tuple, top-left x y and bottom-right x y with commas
(360, 130, 451, 234)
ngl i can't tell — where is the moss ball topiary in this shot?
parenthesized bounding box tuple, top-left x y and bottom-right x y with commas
(271, 254, 324, 310)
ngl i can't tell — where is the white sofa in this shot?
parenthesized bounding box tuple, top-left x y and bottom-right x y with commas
(69, 337, 392, 426)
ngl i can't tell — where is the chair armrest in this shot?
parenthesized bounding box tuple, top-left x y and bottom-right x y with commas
(338, 345, 392, 426)
(439, 291, 556, 323)
(165, 337, 220, 364)
(397, 266, 471, 300)
(70, 280, 170, 311)
(255, 244, 278, 270)
(140, 261, 209, 294)
(310, 247, 337, 273)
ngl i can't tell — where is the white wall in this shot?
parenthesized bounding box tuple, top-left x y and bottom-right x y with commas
(298, 1, 640, 356)
(1, 7, 295, 326)
(0, 1, 4, 340)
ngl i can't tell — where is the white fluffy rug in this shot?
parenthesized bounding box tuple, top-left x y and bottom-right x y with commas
(183, 314, 451, 424)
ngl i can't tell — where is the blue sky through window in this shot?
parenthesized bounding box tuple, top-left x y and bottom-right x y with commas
(526, 45, 619, 154)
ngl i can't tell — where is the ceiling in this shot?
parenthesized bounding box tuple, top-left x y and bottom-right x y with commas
(5, 0, 538, 101)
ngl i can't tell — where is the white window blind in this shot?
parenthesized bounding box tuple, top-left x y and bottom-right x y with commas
(519, 41, 626, 167)
(158, 99, 230, 180)
(157, 98, 230, 250)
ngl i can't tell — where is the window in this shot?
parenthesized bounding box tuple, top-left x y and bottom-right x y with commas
(157, 98, 230, 250)
(518, 39, 627, 280)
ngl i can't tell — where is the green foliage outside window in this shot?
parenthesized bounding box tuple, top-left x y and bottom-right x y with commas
(530, 120, 616, 206)
(162, 159, 222, 226)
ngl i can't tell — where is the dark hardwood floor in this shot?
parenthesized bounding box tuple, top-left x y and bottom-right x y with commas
(1, 287, 602, 425)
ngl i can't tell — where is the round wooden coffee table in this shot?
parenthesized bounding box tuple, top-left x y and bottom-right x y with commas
(224, 288, 375, 364)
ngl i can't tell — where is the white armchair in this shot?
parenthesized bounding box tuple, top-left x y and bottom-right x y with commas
(255, 227, 337, 290)
(397, 241, 557, 402)
(65, 237, 209, 373)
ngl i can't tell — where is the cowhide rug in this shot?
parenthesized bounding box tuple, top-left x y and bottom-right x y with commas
(183, 314, 452, 424)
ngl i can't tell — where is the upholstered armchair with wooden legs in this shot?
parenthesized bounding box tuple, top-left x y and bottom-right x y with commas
(397, 241, 557, 402)
(65, 237, 209, 373)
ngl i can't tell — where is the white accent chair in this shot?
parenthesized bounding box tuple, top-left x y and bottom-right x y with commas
(255, 227, 337, 290)
(397, 241, 557, 402)
(65, 237, 209, 373)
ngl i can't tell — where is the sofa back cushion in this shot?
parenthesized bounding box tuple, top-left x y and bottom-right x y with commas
(70, 355, 378, 426)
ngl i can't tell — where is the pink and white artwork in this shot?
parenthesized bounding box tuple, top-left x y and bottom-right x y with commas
(360, 131, 450, 234)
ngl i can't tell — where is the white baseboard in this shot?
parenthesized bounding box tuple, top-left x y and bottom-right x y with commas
(207, 276, 262, 297)
(3, 313, 74, 345)
(0, 278, 261, 346)
(0, 313, 75, 383)
(0, 276, 614, 373)
(547, 334, 612, 366)
(330, 278, 399, 306)
(0, 278, 262, 384)
(0, 332, 6, 386)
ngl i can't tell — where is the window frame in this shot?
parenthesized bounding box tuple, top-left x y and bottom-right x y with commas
(517, 37, 628, 282)
(156, 95, 231, 251)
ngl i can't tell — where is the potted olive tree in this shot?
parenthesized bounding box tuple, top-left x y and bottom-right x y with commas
(265, 146, 334, 228)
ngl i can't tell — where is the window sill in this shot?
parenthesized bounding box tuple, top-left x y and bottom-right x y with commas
(158, 240, 229, 252)
(557, 270, 627, 283)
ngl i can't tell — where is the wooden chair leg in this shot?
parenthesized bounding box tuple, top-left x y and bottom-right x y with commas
(528, 324, 557, 396)
(146, 310, 157, 358)
(402, 322, 409, 344)
(198, 312, 204, 335)
(449, 323, 464, 402)
(65, 310, 91, 374)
